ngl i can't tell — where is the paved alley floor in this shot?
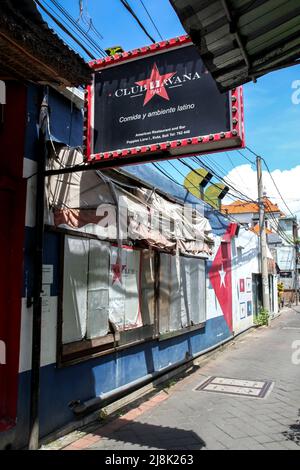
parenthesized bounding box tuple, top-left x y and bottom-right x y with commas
(63, 308, 300, 450)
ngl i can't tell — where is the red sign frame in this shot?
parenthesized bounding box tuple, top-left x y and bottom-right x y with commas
(84, 35, 245, 167)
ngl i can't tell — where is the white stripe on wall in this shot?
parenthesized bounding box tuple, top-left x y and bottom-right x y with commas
(23, 158, 37, 228)
(19, 297, 58, 373)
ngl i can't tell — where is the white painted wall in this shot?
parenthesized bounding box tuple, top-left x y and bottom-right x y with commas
(231, 228, 259, 333)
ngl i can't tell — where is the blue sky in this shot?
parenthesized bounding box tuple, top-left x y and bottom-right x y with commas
(39, 0, 300, 213)
(40, 0, 300, 173)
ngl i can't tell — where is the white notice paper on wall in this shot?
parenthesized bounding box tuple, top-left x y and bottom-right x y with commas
(42, 295, 51, 314)
(42, 265, 54, 284)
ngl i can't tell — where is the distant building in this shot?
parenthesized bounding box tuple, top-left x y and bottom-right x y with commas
(222, 197, 282, 231)
(222, 199, 299, 304)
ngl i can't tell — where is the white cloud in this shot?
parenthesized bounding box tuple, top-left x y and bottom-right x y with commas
(223, 164, 300, 219)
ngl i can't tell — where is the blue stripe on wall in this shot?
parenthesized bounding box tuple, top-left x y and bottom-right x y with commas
(24, 84, 40, 162)
(23, 226, 35, 298)
(12, 315, 231, 447)
(23, 228, 61, 299)
(43, 231, 61, 297)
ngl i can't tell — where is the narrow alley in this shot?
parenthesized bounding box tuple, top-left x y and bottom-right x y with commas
(52, 308, 300, 451)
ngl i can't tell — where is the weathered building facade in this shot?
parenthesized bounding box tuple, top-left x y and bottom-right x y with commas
(0, 0, 278, 450)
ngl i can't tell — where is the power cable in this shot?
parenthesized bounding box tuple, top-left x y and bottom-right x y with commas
(226, 152, 253, 194)
(167, 159, 243, 213)
(50, 0, 106, 54)
(139, 0, 164, 41)
(153, 161, 250, 227)
(201, 153, 254, 198)
(189, 156, 256, 204)
(262, 199, 295, 245)
(47, 0, 106, 57)
(246, 146, 294, 217)
(236, 149, 255, 165)
(35, 0, 97, 59)
(77, 0, 104, 41)
(120, 0, 156, 43)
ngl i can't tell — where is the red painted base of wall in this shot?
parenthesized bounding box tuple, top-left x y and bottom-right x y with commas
(0, 82, 27, 428)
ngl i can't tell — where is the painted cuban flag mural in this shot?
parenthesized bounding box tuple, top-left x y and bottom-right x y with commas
(207, 223, 239, 335)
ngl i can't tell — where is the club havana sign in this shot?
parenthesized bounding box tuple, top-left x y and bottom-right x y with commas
(85, 35, 244, 166)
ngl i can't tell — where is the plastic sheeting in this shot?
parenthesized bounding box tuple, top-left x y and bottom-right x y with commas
(159, 253, 206, 334)
(109, 246, 141, 331)
(46, 148, 213, 256)
(62, 236, 89, 344)
(87, 239, 110, 339)
(62, 235, 144, 341)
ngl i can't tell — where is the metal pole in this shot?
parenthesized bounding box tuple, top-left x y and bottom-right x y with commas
(256, 156, 270, 314)
(28, 130, 46, 450)
(294, 237, 298, 306)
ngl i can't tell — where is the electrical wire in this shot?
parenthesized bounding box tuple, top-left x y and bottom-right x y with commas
(120, 0, 156, 43)
(189, 156, 257, 204)
(246, 146, 295, 218)
(139, 0, 164, 41)
(165, 159, 245, 218)
(236, 149, 255, 165)
(264, 200, 295, 245)
(45, 0, 106, 57)
(226, 152, 253, 194)
(261, 198, 295, 245)
(200, 154, 254, 199)
(35, 0, 97, 59)
(170, 158, 295, 244)
(152, 160, 252, 228)
(50, 0, 106, 55)
(77, 0, 104, 41)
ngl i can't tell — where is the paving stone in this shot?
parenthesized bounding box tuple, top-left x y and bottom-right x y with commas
(262, 442, 288, 450)
(60, 308, 300, 452)
(253, 434, 280, 445)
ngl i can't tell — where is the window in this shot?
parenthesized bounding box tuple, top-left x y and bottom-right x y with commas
(159, 253, 206, 335)
(59, 234, 206, 364)
(61, 235, 155, 363)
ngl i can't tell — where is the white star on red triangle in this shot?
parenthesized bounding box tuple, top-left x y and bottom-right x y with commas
(112, 261, 126, 285)
(136, 63, 176, 106)
(219, 264, 226, 287)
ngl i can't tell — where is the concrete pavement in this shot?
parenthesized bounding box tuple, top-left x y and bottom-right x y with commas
(61, 307, 300, 450)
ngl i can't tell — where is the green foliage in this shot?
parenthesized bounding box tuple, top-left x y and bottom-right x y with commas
(254, 308, 270, 326)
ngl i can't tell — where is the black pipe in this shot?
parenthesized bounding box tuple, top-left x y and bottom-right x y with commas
(28, 129, 46, 450)
(72, 330, 243, 417)
(73, 356, 191, 416)
(44, 150, 172, 176)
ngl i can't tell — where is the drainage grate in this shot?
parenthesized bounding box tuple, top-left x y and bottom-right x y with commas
(195, 376, 273, 398)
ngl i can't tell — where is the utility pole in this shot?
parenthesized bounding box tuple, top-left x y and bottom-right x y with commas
(256, 156, 270, 314)
(294, 220, 299, 306)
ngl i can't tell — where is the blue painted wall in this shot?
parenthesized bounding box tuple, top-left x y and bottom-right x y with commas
(13, 315, 231, 447)
(0, 84, 233, 449)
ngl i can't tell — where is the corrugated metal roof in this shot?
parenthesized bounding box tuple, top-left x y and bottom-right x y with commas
(0, 0, 91, 86)
(170, 0, 300, 92)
